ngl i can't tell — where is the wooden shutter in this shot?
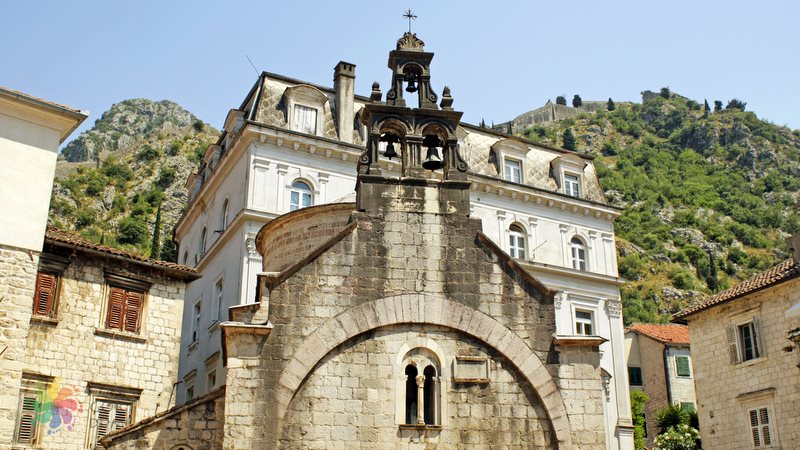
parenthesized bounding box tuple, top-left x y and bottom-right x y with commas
(33, 272, 57, 317)
(106, 288, 125, 330)
(95, 401, 111, 444)
(123, 291, 143, 333)
(111, 403, 131, 432)
(676, 356, 691, 376)
(726, 325, 740, 364)
(749, 409, 761, 447)
(16, 393, 38, 444)
(752, 317, 763, 358)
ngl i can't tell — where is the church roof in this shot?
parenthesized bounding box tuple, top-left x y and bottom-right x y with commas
(673, 258, 799, 320)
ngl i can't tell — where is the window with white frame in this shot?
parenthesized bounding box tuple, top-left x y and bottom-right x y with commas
(289, 180, 313, 211)
(574, 309, 594, 335)
(739, 321, 761, 362)
(191, 301, 201, 343)
(214, 278, 224, 324)
(748, 406, 773, 448)
(91, 399, 133, 447)
(207, 367, 217, 390)
(220, 199, 229, 231)
(199, 227, 207, 256)
(564, 173, 581, 197)
(292, 105, 318, 135)
(675, 355, 691, 377)
(504, 158, 522, 183)
(570, 237, 587, 271)
(508, 224, 526, 259)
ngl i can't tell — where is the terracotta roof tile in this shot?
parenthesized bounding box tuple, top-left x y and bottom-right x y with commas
(627, 323, 690, 345)
(45, 226, 198, 277)
(674, 259, 799, 320)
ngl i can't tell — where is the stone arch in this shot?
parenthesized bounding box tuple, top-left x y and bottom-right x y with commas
(274, 293, 573, 448)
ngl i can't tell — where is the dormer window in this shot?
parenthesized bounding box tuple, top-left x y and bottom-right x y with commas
(564, 174, 581, 197)
(504, 158, 522, 183)
(293, 105, 318, 135)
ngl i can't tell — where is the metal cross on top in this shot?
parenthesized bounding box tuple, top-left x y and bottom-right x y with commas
(403, 9, 417, 33)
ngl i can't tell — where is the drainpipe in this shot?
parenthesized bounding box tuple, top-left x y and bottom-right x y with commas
(663, 345, 674, 405)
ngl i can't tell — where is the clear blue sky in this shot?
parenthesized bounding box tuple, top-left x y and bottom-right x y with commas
(2, 0, 798, 147)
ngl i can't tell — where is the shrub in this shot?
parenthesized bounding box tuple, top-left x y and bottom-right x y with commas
(136, 144, 162, 162)
(619, 254, 646, 281)
(669, 268, 695, 290)
(660, 87, 671, 98)
(726, 98, 747, 111)
(607, 98, 616, 111)
(117, 216, 149, 246)
(572, 95, 583, 108)
(631, 391, 648, 450)
(193, 120, 205, 132)
(102, 160, 133, 182)
(556, 96, 567, 106)
(654, 423, 700, 450)
(156, 166, 177, 190)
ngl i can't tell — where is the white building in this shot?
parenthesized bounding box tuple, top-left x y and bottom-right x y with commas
(173, 38, 633, 448)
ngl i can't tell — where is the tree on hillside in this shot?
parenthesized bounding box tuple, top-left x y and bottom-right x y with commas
(556, 96, 567, 106)
(480, 118, 486, 128)
(703, 99, 710, 118)
(714, 100, 723, 112)
(562, 128, 577, 150)
(726, 98, 747, 111)
(150, 204, 162, 259)
(607, 98, 616, 111)
(572, 95, 583, 108)
(660, 87, 671, 99)
(707, 250, 719, 292)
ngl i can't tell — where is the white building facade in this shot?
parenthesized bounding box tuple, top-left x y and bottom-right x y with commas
(174, 49, 633, 448)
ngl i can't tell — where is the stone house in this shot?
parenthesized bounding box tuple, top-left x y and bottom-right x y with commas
(0, 86, 86, 448)
(624, 323, 695, 447)
(172, 31, 633, 449)
(673, 233, 800, 449)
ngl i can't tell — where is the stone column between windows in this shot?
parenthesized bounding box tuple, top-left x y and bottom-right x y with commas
(559, 224, 570, 267)
(276, 164, 289, 211)
(602, 233, 618, 277)
(527, 217, 538, 260)
(249, 157, 271, 209)
(415, 374, 426, 425)
(588, 231, 598, 273)
(317, 172, 329, 204)
(496, 210, 507, 253)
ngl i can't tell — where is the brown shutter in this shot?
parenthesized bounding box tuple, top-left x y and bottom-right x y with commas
(16, 393, 38, 444)
(752, 317, 763, 358)
(33, 272, 57, 317)
(725, 325, 739, 364)
(106, 288, 125, 330)
(123, 291, 142, 333)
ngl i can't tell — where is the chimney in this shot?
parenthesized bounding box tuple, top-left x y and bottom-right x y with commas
(334, 61, 356, 144)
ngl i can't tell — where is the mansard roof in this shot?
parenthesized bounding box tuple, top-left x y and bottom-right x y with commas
(673, 258, 800, 320)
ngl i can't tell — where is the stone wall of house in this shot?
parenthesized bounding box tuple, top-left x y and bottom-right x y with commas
(664, 346, 696, 407)
(19, 255, 186, 448)
(223, 178, 606, 449)
(257, 203, 353, 272)
(688, 279, 800, 450)
(102, 387, 225, 450)
(557, 346, 607, 447)
(0, 245, 38, 447)
(638, 336, 667, 446)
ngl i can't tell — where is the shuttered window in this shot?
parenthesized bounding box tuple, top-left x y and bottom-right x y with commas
(105, 287, 144, 334)
(675, 356, 691, 377)
(15, 392, 39, 444)
(293, 105, 317, 135)
(94, 400, 132, 445)
(748, 407, 772, 448)
(628, 367, 643, 386)
(33, 272, 58, 317)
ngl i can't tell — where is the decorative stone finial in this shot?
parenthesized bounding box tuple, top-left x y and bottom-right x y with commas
(440, 86, 454, 110)
(396, 32, 425, 52)
(370, 82, 382, 102)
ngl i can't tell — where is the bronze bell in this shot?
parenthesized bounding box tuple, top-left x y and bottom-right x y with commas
(383, 141, 399, 159)
(421, 137, 443, 171)
(405, 79, 417, 93)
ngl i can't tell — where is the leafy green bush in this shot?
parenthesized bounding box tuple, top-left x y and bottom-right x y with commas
(136, 144, 162, 162)
(669, 268, 695, 290)
(117, 216, 149, 246)
(619, 254, 646, 280)
(654, 423, 700, 450)
(631, 391, 648, 450)
(102, 160, 133, 182)
(156, 166, 177, 190)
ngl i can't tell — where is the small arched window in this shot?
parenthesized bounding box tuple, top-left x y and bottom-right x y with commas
(289, 180, 313, 211)
(221, 199, 229, 231)
(509, 224, 526, 260)
(401, 348, 440, 426)
(200, 227, 207, 255)
(570, 237, 587, 271)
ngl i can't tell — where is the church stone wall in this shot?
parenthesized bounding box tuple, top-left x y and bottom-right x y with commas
(282, 324, 556, 448)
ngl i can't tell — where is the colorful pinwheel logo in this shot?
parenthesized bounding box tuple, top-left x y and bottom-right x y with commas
(35, 379, 83, 434)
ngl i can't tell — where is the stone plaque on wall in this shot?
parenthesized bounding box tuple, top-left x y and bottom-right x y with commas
(453, 356, 490, 383)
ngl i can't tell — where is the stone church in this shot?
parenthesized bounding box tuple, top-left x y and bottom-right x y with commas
(103, 32, 613, 449)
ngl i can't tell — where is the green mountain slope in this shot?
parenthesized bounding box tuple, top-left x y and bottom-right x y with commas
(515, 92, 800, 323)
(49, 99, 219, 260)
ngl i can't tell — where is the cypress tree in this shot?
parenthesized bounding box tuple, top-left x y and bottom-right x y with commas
(703, 99, 710, 118)
(480, 118, 486, 128)
(563, 128, 577, 150)
(607, 98, 616, 111)
(572, 95, 583, 108)
(506, 122, 513, 135)
(707, 251, 719, 293)
(714, 100, 723, 112)
(151, 204, 162, 260)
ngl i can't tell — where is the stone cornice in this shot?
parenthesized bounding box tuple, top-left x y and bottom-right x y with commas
(552, 335, 608, 347)
(518, 260, 625, 286)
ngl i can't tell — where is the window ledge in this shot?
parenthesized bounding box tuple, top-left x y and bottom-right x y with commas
(208, 321, 220, 333)
(399, 424, 442, 431)
(736, 356, 768, 368)
(187, 340, 199, 353)
(94, 328, 148, 344)
(30, 315, 59, 326)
